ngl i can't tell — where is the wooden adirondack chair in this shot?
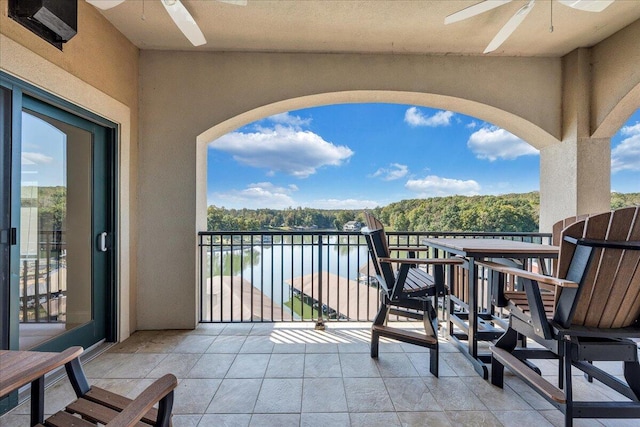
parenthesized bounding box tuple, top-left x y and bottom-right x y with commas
(490, 213, 594, 314)
(361, 212, 461, 376)
(38, 355, 177, 427)
(479, 206, 640, 427)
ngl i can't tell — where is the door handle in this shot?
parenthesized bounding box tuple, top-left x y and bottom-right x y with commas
(99, 232, 108, 252)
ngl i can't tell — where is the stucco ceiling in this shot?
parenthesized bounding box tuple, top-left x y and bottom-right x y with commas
(89, 0, 640, 56)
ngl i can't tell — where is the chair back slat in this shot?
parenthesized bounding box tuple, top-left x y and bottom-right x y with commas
(583, 207, 639, 327)
(570, 211, 612, 325)
(363, 213, 396, 295)
(552, 214, 590, 276)
(556, 221, 586, 279)
(601, 207, 640, 327)
(562, 206, 640, 328)
(552, 214, 590, 246)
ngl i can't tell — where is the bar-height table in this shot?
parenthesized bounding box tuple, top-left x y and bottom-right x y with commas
(0, 346, 83, 426)
(421, 238, 559, 378)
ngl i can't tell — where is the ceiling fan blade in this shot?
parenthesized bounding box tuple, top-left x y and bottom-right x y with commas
(484, 0, 535, 53)
(217, 0, 248, 5)
(161, 0, 207, 46)
(445, 1, 513, 25)
(558, 0, 614, 12)
(86, 0, 126, 10)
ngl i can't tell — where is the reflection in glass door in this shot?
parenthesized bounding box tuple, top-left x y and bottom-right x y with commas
(17, 96, 114, 352)
(19, 110, 93, 348)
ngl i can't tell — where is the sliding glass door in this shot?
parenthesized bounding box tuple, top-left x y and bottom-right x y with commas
(0, 75, 116, 354)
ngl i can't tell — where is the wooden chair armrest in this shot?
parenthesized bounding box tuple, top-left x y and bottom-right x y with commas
(476, 260, 578, 288)
(379, 257, 463, 265)
(388, 246, 430, 252)
(107, 374, 177, 427)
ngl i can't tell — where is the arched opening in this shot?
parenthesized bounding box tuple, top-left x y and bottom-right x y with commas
(611, 107, 640, 207)
(204, 103, 542, 232)
(196, 91, 557, 236)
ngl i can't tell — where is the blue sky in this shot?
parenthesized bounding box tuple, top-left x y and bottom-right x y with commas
(208, 105, 640, 209)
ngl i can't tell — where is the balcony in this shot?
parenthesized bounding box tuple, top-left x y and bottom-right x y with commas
(2, 321, 637, 426)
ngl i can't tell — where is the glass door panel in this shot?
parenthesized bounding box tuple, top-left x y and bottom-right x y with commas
(18, 110, 93, 349)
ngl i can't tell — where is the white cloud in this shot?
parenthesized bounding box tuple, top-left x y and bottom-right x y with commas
(210, 125, 353, 178)
(612, 127, 640, 173)
(309, 198, 379, 210)
(22, 152, 54, 165)
(405, 175, 481, 197)
(467, 126, 538, 161)
(370, 163, 409, 181)
(211, 182, 297, 209)
(267, 112, 311, 128)
(621, 122, 640, 136)
(466, 121, 478, 129)
(404, 108, 454, 127)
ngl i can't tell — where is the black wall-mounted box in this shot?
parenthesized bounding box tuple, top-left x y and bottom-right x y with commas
(9, 0, 77, 50)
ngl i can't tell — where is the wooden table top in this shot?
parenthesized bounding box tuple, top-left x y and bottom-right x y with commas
(0, 346, 83, 397)
(422, 237, 559, 257)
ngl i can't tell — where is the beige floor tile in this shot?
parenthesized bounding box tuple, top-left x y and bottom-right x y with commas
(147, 353, 201, 378)
(172, 414, 203, 427)
(461, 376, 532, 411)
(91, 378, 156, 399)
(349, 412, 402, 427)
(493, 410, 555, 427)
(300, 412, 350, 427)
(423, 377, 487, 411)
(343, 377, 395, 412)
(406, 351, 456, 377)
(445, 410, 502, 427)
(304, 353, 342, 378)
(265, 353, 304, 378)
(253, 378, 303, 413)
(206, 335, 247, 353)
(103, 353, 167, 378)
(375, 353, 420, 377)
(384, 377, 442, 412)
(173, 378, 222, 414)
(198, 413, 251, 426)
(206, 378, 262, 414)
(397, 411, 452, 427)
(188, 353, 236, 378)
(248, 413, 300, 427)
(226, 354, 270, 378)
(301, 378, 348, 413)
(339, 353, 380, 377)
(173, 335, 217, 354)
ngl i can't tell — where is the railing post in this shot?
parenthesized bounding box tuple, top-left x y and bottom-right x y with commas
(315, 234, 325, 330)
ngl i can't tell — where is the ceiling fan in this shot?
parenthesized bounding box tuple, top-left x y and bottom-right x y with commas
(444, 0, 615, 53)
(86, 0, 247, 47)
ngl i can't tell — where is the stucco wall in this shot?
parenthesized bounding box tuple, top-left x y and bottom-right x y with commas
(0, 1, 139, 338)
(138, 51, 562, 329)
(592, 19, 640, 138)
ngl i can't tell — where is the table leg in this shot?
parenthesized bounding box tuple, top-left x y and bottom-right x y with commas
(30, 376, 44, 427)
(468, 257, 478, 359)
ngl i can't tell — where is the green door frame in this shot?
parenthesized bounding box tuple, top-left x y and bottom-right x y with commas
(0, 72, 118, 353)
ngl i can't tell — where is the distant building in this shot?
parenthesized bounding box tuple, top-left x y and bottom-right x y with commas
(343, 221, 363, 232)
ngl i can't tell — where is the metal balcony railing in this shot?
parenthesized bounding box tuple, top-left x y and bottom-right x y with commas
(19, 230, 66, 323)
(198, 230, 552, 323)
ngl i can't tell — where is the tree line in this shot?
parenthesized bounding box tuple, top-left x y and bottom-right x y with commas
(207, 192, 640, 232)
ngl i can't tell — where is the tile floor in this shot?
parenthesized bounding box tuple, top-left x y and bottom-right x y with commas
(1, 322, 638, 427)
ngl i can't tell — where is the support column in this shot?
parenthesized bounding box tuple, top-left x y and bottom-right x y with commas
(539, 137, 611, 231)
(539, 48, 611, 232)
